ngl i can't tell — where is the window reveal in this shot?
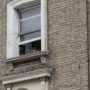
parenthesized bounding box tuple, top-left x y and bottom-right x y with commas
(18, 5, 41, 55)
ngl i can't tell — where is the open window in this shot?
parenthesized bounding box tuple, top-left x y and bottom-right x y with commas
(7, 0, 47, 58)
(18, 4, 41, 55)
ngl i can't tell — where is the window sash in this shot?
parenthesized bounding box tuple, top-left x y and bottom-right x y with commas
(19, 37, 41, 45)
(20, 14, 41, 21)
(19, 4, 41, 47)
(18, 29, 40, 36)
(20, 30, 41, 42)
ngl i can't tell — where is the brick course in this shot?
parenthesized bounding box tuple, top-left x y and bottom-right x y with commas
(48, 0, 88, 90)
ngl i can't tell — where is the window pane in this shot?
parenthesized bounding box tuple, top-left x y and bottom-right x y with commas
(20, 16, 41, 33)
(20, 5, 40, 19)
(32, 40, 41, 52)
(19, 43, 32, 55)
(19, 40, 41, 55)
(20, 31, 41, 41)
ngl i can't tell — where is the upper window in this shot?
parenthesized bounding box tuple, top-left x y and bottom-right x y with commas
(18, 4, 41, 55)
(7, 0, 47, 58)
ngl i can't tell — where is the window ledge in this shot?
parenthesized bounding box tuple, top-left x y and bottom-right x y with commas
(4, 51, 49, 63)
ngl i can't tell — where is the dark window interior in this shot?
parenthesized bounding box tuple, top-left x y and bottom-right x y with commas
(19, 40, 41, 55)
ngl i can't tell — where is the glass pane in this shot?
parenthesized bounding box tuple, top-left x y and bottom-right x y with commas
(20, 31, 41, 41)
(19, 40, 41, 55)
(20, 5, 40, 19)
(20, 16, 41, 33)
(32, 40, 41, 52)
(19, 43, 32, 55)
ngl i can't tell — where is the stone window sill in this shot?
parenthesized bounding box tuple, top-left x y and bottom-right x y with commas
(4, 51, 49, 63)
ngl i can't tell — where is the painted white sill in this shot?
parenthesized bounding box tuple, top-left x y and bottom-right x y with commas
(4, 51, 49, 63)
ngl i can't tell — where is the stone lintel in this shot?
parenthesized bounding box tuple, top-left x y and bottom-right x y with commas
(2, 68, 51, 85)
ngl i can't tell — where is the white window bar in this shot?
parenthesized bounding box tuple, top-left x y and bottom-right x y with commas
(20, 14, 41, 21)
(19, 37, 41, 45)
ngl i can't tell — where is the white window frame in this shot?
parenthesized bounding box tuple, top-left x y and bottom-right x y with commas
(7, 0, 47, 59)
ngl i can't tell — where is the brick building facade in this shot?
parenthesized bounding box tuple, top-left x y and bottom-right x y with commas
(0, 0, 89, 90)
